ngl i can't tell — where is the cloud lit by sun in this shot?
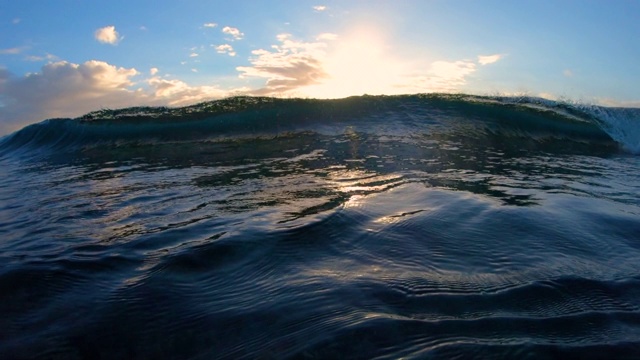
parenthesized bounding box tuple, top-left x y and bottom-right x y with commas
(1, 16, 506, 134)
(235, 25, 504, 99)
(301, 28, 407, 98)
(296, 26, 504, 98)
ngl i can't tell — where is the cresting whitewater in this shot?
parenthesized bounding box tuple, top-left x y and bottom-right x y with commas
(1, 93, 640, 359)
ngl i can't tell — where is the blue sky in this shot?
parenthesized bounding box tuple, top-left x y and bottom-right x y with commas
(1, 0, 639, 134)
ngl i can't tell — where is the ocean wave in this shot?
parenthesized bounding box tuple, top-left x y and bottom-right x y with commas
(2, 94, 640, 358)
(0, 94, 636, 159)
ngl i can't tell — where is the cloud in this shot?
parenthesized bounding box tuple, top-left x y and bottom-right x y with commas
(316, 33, 338, 41)
(0, 47, 27, 55)
(189, 53, 199, 57)
(24, 53, 58, 62)
(203, 23, 218, 28)
(538, 92, 558, 100)
(405, 60, 478, 93)
(222, 26, 244, 41)
(595, 98, 640, 108)
(0, 28, 510, 135)
(146, 76, 243, 106)
(12, 18, 21, 24)
(0, 61, 138, 134)
(215, 44, 236, 57)
(1, 47, 58, 62)
(95, 26, 121, 45)
(0, 60, 240, 135)
(563, 69, 573, 77)
(236, 33, 329, 95)
(235, 32, 490, 98)
(399, 54, 506, 94)
(313, 5, 327, 11)
(477, 54, 503, 65)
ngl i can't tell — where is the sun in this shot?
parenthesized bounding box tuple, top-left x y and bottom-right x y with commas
(300, 28, 408, 98)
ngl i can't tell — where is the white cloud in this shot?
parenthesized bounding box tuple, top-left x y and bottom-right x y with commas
(405, 60, 478, 93)
(0, 47, 27, 55)
(538, 92, 558, 100)
(24, 53, 58, 62)
(236, 33, 329, 95)
(316, 33, 338, 41)
(203, 23, 218, 28)
(235, 32, 490, 98)
(189, 53, 199, 57)
(215, 44, 236, 57)
(477, 54, 503, 65)
(222, 26, 244, 41)
(95, 26, 121, 45)
(398, 54, 506, 94)
(146, 76, 245, 106)
(595, 98, 640, 108)
(0, 60, 242, 135)
(0, 61, 137, 134)
(313, 5, 327, 11)
(150, 67, 159, 75)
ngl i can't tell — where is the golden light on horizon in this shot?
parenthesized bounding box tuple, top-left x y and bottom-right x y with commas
(301, 28, 408, 98)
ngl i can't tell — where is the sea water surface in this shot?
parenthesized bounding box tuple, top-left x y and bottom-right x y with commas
(1, 94, 640, 359)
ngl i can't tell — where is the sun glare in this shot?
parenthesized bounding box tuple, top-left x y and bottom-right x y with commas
(301, 29, 407, 98)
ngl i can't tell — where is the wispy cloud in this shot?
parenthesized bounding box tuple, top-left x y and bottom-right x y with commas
(402, 54, 505, 93)
(12, 18, 20, 24)
(95, 26, 121, 45)
(0, 47, 27, 55)
(222, 26, 244, 41)
(408, 60, 478, 92)
(189, 53, 199, 57)
(594, 98, 640, 108)
(316, 33, 338, 41)
(215, 44, 236, 57)
(203, 23, 218, 28)
(477, 54, 503, 65)
(313, 5, 327, 11)
(236, 33, 328, 95)
(24, 53, 58, 62)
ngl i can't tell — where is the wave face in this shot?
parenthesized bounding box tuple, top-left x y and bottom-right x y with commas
(2, 94, 639, 157)
(2, 94, 640, 359)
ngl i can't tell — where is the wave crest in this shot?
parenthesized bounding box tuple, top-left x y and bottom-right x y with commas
(1, 94, 636, 158)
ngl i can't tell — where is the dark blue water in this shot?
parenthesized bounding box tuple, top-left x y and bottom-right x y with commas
(2, 95, 640, 359)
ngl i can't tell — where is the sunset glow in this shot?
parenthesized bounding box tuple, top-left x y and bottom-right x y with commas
(1, 0, 639, 134)
(301, 28, 407, 98)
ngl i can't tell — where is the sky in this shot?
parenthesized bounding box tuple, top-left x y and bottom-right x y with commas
(1, 0, 639, 135)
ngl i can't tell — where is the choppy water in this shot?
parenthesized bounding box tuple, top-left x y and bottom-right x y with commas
(2, 94, 640, 359)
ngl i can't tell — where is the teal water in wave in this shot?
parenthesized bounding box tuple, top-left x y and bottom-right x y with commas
(1, 94, 640, 359)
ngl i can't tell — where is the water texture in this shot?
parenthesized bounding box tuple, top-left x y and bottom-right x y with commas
(1, 94, 640, 359)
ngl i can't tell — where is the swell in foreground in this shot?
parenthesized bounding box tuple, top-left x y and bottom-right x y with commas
(1, 94, 640, 359)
